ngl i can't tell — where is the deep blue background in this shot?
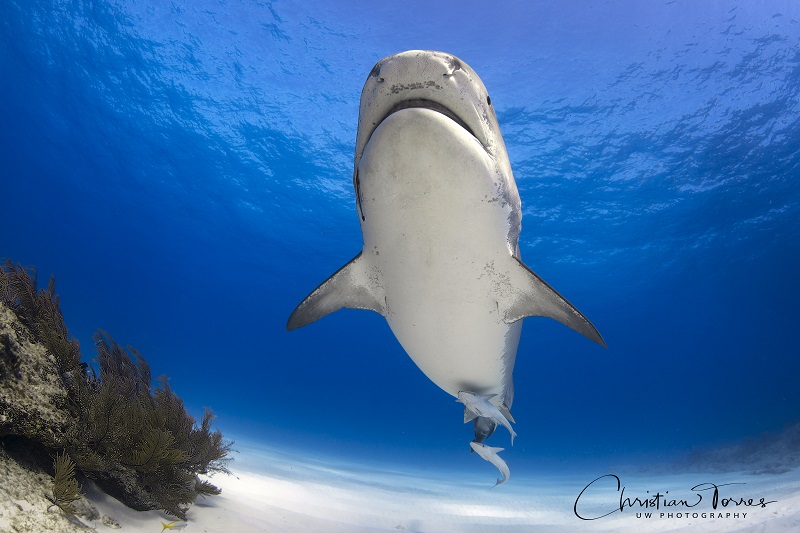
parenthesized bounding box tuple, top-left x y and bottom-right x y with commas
(2, 0, 799, 474)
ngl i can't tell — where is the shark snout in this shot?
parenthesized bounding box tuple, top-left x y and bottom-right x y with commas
(366, 51, 463, 86)
(356, 50, 498, 163)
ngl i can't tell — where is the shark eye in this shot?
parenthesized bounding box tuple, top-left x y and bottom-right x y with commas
(486, 96, 492, 106)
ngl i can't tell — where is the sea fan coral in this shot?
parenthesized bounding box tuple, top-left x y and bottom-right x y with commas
(0, 260, 233, 520)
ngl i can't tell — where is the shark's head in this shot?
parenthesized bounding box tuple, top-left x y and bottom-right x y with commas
(456, 390, 474, 404)
(354, 50, 510, 171)
(470, 441, 504, 455)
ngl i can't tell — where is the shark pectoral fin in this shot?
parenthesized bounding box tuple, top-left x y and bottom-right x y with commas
(287, 252, 385, 331)
(500, 257, 606, 348)
(463, 406, 479, 423)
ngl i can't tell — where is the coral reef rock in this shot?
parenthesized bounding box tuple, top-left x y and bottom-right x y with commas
(0, 302, 71, 448)
(0, 445, 99, 532)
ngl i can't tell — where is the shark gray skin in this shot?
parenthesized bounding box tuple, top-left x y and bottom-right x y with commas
(458, 391, 516, 445)
(287, 50, 605, 427)
(470, 442, 510, 486)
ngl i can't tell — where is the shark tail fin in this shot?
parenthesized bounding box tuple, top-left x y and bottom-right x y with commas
(287, 252, 385, 330)
(501, 257, 606, 348)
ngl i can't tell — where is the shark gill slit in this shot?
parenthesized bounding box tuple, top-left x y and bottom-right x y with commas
(354, 169, 365, 221)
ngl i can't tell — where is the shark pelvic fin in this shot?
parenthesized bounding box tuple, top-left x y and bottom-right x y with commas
(287, 252, 385, 330)
(501, 257, 606, 348)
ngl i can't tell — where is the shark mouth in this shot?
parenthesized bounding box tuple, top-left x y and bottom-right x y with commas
(371, 99, 477, 143)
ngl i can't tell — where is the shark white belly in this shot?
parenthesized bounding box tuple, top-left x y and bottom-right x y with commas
(358, 108, 522, 399)
(288, 50, 604, 425)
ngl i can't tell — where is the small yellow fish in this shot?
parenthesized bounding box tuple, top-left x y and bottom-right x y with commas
(160, 520, 188, 532)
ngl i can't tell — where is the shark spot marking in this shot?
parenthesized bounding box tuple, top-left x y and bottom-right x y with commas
(389, 81, 442, 94)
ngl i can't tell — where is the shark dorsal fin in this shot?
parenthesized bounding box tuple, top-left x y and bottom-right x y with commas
(287, 252, 385, 330)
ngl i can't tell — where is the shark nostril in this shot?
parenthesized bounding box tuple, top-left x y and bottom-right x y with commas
(444, 57, 462, 77)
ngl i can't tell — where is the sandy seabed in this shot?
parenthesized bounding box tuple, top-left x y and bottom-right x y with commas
(3, 440, 799, 532)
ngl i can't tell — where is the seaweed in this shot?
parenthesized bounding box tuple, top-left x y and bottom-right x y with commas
(65, 334, 233, 520)
(47, 450, 81, 515)
(0, 260, 82, 375)
(0, 260, 233, 520)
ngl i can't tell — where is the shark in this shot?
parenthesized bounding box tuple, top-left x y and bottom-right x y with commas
(470, 442, 510, 486)
(457, 391, 516, 445)
(287, 50, 604, 436)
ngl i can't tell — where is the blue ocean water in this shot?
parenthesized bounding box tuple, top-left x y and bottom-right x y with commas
(1, 0, 798, 479)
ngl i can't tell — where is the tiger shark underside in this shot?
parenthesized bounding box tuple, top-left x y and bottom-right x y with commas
(287, 51, 605, 471)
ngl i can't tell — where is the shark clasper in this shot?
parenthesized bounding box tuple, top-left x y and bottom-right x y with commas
(288, 50, 605, 452)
